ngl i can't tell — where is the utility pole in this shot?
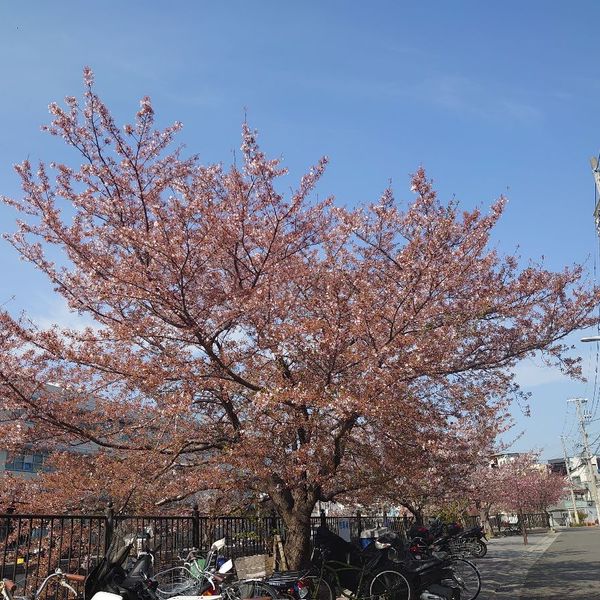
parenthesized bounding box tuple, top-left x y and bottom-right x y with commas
(590, 156, 600, 234)
(568, 398, 600, 524)
(561, 435, 581, 525)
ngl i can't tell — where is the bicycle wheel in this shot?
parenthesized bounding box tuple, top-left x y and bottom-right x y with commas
(442, 558, 481, 600)
(469, 540, 487, 559)
(368, 569, 411, 600)
(304, 575, 334, 600)
(225, 580, 279, 600)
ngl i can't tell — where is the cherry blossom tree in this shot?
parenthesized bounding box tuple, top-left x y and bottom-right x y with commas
(471, 454, 567, 544)
(362, 423, 498, 525)
(0, 70, 596, 567)
(467, 462, 505, 536)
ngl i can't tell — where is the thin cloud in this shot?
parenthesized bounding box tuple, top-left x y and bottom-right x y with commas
(411, 75, 543, 122)
(29, 296, 98, 332)
(512, 357, 570, 388)
(277, 70, 543, 124)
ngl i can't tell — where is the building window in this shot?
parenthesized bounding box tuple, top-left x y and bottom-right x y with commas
(4, 453, 47, 473)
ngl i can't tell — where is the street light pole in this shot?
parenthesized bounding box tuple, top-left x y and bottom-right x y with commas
(567, 398, 600, 525)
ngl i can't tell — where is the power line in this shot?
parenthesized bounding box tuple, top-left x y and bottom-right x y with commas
(561, 402, 577, 441)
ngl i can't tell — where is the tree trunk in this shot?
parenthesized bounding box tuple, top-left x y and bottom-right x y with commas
(280, 508, 313, 569)
(267, 481, 316, 571)
(477, 502, 494, 538)
(413, 507, 424, 526)
(400, 501, 424, 525)
(519, 509, 528, 545)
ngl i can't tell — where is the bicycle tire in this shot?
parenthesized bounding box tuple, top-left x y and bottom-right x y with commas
(304, 575, 334, 600)
(368, 569, 411, 600)
(442, 558, 481, 600)
(224, 580, 279, 600)
(469, 540, 487, 559)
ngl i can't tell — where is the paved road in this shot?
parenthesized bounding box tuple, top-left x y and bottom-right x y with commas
(473, 531, 557, 599)
(471, 528, 600, 599)
(519, 528, 600, 599)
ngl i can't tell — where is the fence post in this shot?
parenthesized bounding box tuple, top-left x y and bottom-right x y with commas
(105, 501, 114, 550)
(1, 506, 15, 544)
(192, 504, 200, 549)
(320, 509, 326, 528)
(356, 510, 362, 537)
(270, 509, 279, 535)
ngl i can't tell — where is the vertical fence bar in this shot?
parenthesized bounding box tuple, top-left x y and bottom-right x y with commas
(76, 518, 84, 573)
(47, 518, 55, 584)
(104, 503, 114, 550)
(10, 516, 21, 582)
(1, 514, 11, 579)
(23, 516, 33, 593)
(34, 517, 45, 593)
(319, 509, 326, 528)
(96, 517, 101, 558)
(192, 505, 200, 549)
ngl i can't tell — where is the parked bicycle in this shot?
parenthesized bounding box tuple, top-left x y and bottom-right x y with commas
(103, 538, 278, 600)
(1, 569, 85, 600)
(383, 532, 481, 600)
(310, 525, 467, 600)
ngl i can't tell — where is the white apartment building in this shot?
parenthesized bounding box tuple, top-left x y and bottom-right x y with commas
(547, 455, 600, 525)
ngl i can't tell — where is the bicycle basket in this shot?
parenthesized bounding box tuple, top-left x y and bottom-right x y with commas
(189, 558, 207, 578)
(154, 566, 204, 600)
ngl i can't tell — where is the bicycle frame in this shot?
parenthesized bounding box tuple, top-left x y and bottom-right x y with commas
(311, 554, 378, 599)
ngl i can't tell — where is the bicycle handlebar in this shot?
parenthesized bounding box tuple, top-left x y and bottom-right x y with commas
(33, 570, 83, 600)
(2, 582, 16, 594)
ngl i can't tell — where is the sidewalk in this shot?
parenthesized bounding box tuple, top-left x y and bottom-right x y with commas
(473, 530, 558, 599)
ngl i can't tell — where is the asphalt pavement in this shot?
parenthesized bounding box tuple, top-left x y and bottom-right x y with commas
(471, 527, 600, 599)
(519, 528, 600, 599)
(471, 530, 558, 599)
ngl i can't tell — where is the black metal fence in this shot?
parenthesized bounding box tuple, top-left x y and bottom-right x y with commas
(0, 513, 107, 596)
(488, 512, 550, 534)
(0, 507, 551, 596)
(0, 507, 413, 594)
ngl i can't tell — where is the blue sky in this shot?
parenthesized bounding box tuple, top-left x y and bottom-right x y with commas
(1, 1, 600, 460)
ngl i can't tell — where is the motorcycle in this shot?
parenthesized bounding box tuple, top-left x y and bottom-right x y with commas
(451, 527, 487, 559)
(408, 520, 487, 559)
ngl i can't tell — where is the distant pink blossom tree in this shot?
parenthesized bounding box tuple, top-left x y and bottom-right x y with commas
(477, 454, 567, 544)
